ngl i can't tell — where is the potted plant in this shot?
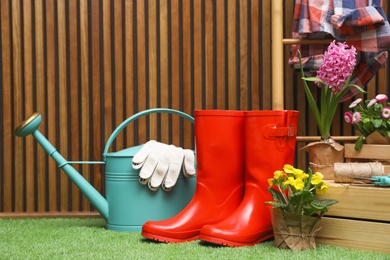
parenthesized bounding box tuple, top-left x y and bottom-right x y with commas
(344, 94, 390, 151)
(298, 41, 365, 179)
(266, 164, 338, 251)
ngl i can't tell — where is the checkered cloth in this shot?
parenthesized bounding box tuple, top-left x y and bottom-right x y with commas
(289, 0, 389, 101)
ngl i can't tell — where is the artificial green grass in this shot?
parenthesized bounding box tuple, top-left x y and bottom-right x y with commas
(0, 218, 388, 259)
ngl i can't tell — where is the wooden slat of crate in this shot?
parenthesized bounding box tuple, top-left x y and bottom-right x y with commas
(317, 181, 390, 222)
(316, 217, 390, 253)
(316, 181, 390, 253)
(344, 144, 390, 161)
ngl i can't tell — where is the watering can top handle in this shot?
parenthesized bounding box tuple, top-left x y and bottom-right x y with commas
(103, 108, 194, 154)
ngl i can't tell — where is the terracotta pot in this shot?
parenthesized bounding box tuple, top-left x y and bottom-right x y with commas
(270, 208, 322, 251)
(301, 140, 344, 180)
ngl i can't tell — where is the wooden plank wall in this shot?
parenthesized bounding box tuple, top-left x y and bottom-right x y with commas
(0, 0, 389, 215)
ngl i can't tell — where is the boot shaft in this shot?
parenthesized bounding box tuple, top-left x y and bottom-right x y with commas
(244, 110, 299, 183)
(194, 110, 246, 199)
(194, 110, 299, 177)
(194, 109, 299, 184)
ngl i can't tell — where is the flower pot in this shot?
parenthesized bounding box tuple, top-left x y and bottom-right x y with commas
(270, 208, 322, 251)
(301, 140, 344, 180)
(365, 131, 390, 145)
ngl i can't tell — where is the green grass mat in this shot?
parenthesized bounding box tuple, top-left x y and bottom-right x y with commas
(0, 218, 388, 259)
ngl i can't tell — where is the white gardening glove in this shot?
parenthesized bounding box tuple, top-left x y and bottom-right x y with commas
(132, 140, 195, 191)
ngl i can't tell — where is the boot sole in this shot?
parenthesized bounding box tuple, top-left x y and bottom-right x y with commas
(198, 233, 274, 247)
(142, 231, 199, 244)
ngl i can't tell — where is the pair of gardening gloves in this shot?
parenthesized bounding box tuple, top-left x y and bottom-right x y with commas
(132, 141, 195, 191)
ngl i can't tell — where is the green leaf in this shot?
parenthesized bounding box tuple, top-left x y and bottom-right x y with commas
(297, 50, 321, 129)
(354, 135, 364, 151)
(312, 198, 339, 208)
(347, 83, 366, 94)
(287, 190, 315, 214)
(265, 201, 283, 208)
(267, 187, 287, 204)
(288, 190, 315, 204)
(302, 77, 323, 83)
(303, 199, 339, 216)
(303, 204, 324, 216)
(305, 168, 313, 190)
(372, 119, 383, 128)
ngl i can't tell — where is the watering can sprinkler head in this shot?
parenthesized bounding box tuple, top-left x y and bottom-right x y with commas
(14, 112, 42, 137)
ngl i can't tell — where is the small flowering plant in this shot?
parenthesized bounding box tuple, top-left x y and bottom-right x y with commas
(298, 40, 365, 140)
(344, 94, 390, 151)
(266, 164, 338, 217)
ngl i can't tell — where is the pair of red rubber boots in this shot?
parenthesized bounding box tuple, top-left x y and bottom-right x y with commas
(142, 110, 299, 247)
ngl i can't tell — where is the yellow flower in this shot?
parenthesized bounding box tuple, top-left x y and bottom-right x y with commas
(274, 170, 286, 181)
(283, 164, 308, 179)
(293, 169, 309, 180)
(266, 166, 338, 217)
(316, 182, 329, 194)
(311, 172, 324, 185)
(283, 164, 295, 174)
(284, 177, 304, 191)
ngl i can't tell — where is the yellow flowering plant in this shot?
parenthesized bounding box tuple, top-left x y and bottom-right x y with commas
(266, 164, 338, 217)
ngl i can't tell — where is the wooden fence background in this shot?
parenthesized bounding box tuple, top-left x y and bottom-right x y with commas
(1, 0, 389, 215)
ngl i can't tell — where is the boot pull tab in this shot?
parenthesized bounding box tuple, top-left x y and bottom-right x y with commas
(262, 125, 296, 138)
(263, 125, 297, 151)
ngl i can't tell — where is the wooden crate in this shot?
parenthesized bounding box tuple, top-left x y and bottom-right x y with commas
(333, 144, 390, 182)
(315, 144, 390, 253)
(344, 143, 390, 162)
(316, 181, 390, 253)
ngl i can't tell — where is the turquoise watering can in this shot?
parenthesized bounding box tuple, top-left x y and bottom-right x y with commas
(14, 108, 197, 232)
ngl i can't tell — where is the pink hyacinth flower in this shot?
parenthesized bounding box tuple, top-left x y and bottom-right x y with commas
(352, 112, 361, 124)
(382, 107, 390, 119)
(376, 94, 388, 102)
(316, 41, 357, 92)
(344, 112, 353, 124)
(367, 99, 377, 108)
(349, 98, 362, 108)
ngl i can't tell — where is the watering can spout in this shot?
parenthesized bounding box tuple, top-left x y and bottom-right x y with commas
(14, 113, 109, 220)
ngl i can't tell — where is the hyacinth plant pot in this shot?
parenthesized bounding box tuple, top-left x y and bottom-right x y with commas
(297, 41, 364, 180)
(301, 139, 344, 180)
(270, 208, 322, 251)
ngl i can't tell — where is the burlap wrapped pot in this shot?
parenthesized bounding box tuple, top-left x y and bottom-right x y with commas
(301, 141, 344, 180)
(270, 208, 322, 251)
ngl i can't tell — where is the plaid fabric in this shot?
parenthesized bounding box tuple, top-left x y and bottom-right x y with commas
(289, 0, 389, 101)
(292, 0, 390, 52)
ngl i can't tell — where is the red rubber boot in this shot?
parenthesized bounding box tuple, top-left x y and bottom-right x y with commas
(199, 110, 299, 247)
(141, 110, 245, 243)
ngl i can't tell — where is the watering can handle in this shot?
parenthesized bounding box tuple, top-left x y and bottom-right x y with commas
(103, 108, 194, 155)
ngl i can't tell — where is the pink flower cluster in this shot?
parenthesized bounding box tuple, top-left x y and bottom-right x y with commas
(344, 94, 390, 151)
(316, 41, 357, 93)
(344, 94, 390, 125)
